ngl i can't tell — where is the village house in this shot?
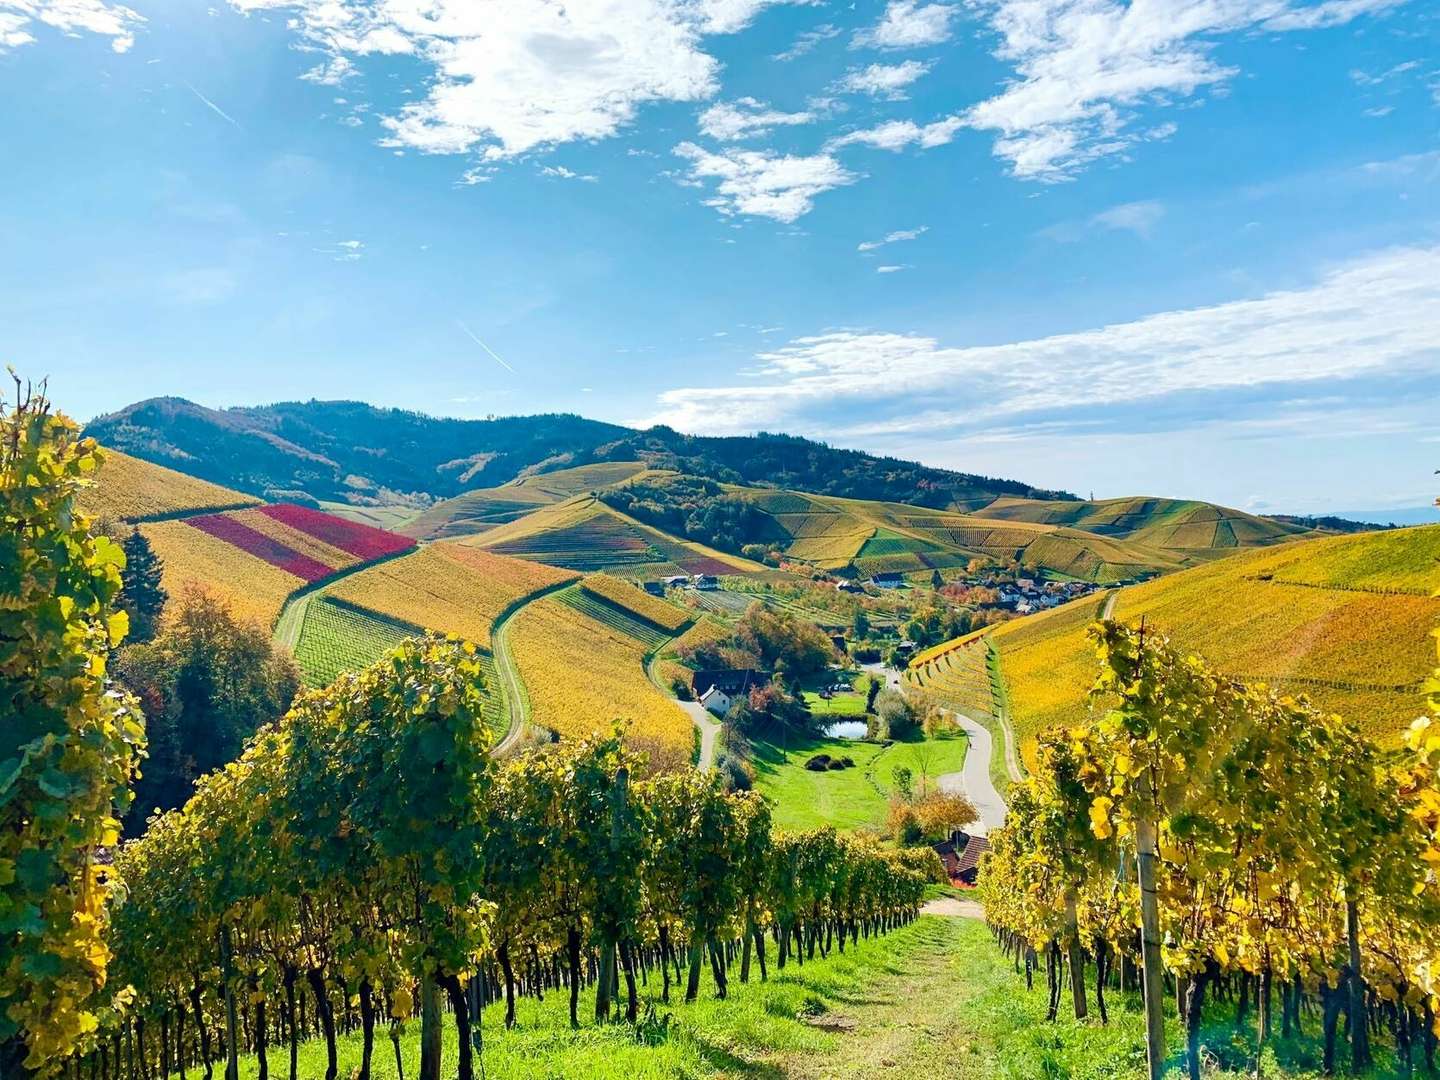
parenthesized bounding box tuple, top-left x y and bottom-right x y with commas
(934, 830, 992, 887)
(869, 571, 904, 589)
(690, 668, 768, 702)
(642, 581, 665, 597)
(692, 574, 720, 590)
(699, 685, 732, 716)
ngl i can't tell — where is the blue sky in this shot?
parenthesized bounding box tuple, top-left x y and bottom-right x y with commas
(1, 0, 1437, 514)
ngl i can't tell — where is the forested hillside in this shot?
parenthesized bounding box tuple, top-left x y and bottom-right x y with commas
(84, 397, 1071, 509)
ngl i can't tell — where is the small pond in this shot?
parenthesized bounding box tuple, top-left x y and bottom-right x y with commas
(822, 720, 868, 740)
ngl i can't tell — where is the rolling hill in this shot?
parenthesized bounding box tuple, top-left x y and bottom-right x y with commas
(906, 525, 1440, 760)
(459, 494, 765, 578)
(597, 472, 1327, 584)
(83, 396, 1071, 510)
(402, 460, 656, 540)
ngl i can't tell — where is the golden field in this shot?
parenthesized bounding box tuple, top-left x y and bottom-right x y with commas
(330, 543, 577, 649)
(509, 594, 693, 769)
(139, 519, 302, 629)
(79, 448, 258, 522)
(913, 527, 1440, 764)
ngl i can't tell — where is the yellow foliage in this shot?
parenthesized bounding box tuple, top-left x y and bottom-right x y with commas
(330, 544, 577, 649)
(75, 448, 258, 522)
(582, 574, 691, 632)
(509, 595, 693, 769)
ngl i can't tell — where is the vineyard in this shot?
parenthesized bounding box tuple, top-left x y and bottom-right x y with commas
(912, 526, 1440, 761)
(139, 519, 305, 628)
(508, 593, 695, 766)
(291, 597, 417, 688)
(77, 657, 937, 1080)
(75, 446, 261, 522)
(652, 615, 731, 691)
(327, 543, 577, 649)
(580, 573, 693, 632)
(555, 586, 672, 649)
(979, 619, 1440, 1079)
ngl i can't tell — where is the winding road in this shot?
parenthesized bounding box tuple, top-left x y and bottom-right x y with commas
(937, 713, 1008, 836)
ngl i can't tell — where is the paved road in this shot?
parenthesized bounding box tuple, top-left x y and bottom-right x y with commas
(1101, 588, 1119, 620)
(489, 580, 577, 755)
(937, 711, 1007, 836)
(860, 660, 903, 692)
(678, 699, 721, 770)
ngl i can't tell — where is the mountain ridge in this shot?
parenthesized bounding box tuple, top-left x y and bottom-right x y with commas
(83, 396, 1075, 510)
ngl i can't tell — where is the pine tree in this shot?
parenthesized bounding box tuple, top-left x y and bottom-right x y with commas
(120, 527, 167, 642)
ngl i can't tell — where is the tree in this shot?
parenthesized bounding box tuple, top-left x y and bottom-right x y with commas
(0, 376, 146, 1078)
(117, 528, 167, 643)
(114, 587, 299, 832)
(912, 791, 978, 842)
(851, 609, 870, 639)
(930, 569, 943, 590)
(875, 688, 918, 738)
(890, 765, 914, 802)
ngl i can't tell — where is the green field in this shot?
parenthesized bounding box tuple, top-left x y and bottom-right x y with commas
(293, 598, 418, 688)
(750, 730, 968, 831)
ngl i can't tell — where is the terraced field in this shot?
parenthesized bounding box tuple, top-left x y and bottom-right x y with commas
(79, 447, 260, 522)
(403, 461, 653, 540)
(912, 526, 1440, 761)
(291, 597, 509, 738)
(467, 495, 761, 578)
(140, 518, 305, 628)
(973, 495, 1310, 550)
(580, 574, 692, 632)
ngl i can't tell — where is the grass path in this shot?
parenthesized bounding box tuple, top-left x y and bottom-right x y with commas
(488, 579, 576, 753)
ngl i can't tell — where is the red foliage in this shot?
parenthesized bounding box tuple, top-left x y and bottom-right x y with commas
(185, 515, 334, 582)
(256, 503, 417, 561)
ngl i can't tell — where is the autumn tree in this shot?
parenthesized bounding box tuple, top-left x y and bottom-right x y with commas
(0, 376, 146, 1078)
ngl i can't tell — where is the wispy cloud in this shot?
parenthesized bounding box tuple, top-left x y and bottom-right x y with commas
(834, 60, 932, 100)
(1040, 200, 1165, 242)
(851, 0, 955, 50)
(773, 22, 840, 61)
(876, 264, 910, 273)
(228, 0, 814, 163)
(858, 225, 928, 252)
(647, 245, 1440, 435)
(962, 0, 1404, 181)
(698, 97, 814, 141)
(540, 164, 599, 181)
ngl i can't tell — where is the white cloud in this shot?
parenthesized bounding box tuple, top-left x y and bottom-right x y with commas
(698, 97, 813, 140)
(858, 225, 928, 251)
(541, 164, 599, 181)
(852, 0, 956, 49)
(647, 245, 1440, 434)
(827, 115, 965, 152)
(835, 59, 932, 99)
(773, 21, 840, 61)
(963, 0, 1405, 181)
(876, 264, 910, 272)
(1041, 199, 1165, 241)
(0, 0, 143, 52)
(227, 0, 814, 161)
(673, 141, 856, 222)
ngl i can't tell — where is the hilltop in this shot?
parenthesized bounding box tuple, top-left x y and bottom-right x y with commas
(82, 396, 1071, 509)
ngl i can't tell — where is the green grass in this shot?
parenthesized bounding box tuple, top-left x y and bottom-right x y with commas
(801, 691, 867, 717)
(750, 730, 968, 831)
(231, 916, 954, 1080)
(229, 913, 1395, 1079)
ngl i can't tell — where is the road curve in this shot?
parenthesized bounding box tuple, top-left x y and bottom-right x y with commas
(938, 711, 1007, 835)
(644, 633, 722, 771)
